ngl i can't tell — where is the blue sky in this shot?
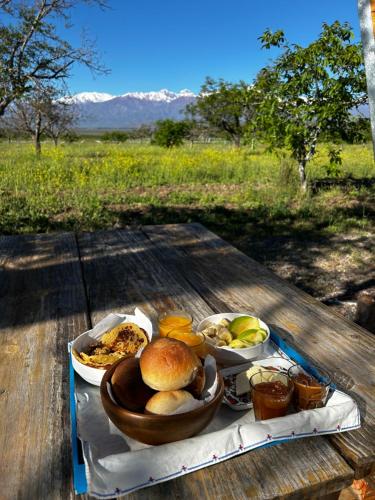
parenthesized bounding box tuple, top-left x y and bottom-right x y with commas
(66, 0, 361, 95)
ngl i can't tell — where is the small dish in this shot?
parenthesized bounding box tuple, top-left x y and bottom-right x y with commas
(197, 312, 270, 366)
(71, 308, 153, 386)
(222, 357, 294, 411)
(223, 374, 252, 411)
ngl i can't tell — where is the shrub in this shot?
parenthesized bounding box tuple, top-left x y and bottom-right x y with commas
(152, 120, 191, 148)
(101, 131, 129, 142)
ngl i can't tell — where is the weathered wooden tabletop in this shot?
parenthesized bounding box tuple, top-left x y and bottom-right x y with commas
(1, 223, 374, 500)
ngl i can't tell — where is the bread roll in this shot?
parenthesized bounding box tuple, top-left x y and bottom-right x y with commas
(145, 390, 194, 415)
(140, 338, 201, 391)
(111, 357, 155, 412)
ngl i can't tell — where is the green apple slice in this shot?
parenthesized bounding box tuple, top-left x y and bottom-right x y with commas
(229, 339, 248, 349)
(229, 316, 260, 337)
(237, 328, 259, 340)
(238, 329, 265, 345)
(258, 328, 268, 340)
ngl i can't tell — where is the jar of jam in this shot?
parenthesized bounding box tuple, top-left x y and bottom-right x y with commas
(288, 365, 331, 411)
(250, 371, 294, 420)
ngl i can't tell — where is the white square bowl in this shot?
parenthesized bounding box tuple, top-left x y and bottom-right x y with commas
(71, 308, 153, 386)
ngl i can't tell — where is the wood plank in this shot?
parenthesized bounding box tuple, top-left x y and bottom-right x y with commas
(127, 438, 352, 500)
(77, 229, 214, 327)
(0, 233, 90, 500)
(77, 228, 354, 499)
(143, 223, 375, 477)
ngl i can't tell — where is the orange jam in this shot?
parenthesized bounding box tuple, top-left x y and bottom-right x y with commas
(167, 330, 208, 359)
(292, 373, 328, 411)
(252, 380, 293, 420)
(158, 313, 192, 338)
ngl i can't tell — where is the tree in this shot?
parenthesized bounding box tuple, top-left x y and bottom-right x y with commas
(7, 85, 75, 153)
(127, 124, 153, 141)
(255, 21, 367, 190)
(44, 97, 76, 146)
(0, 0, 107, 116)
(8, 94, 46, 154)
(0, 116, 18, 142)
(101, 130, 129, 142)
(152, 119, 191, 148)
(182, 119, 210, 145)
(187, 78, 256, 147)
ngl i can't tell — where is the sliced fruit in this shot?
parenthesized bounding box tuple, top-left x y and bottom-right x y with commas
(229, 316, 260, 337)
(238, 329, 259, 340)
(258, 328, 268, 340)
(239, 330, 264, 344)
(202, 325, 218, 337)
(218, 329, 232, 344)
(229, 339, 248, 349)
(218, 318, 230, 327)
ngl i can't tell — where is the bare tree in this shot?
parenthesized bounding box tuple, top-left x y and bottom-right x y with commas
(6, 85, 75, 153)
(0, 0, 108, 116)
(0, 116, 17, 142)
(44, 99, 76, 146)
(7, 94, 46, 154)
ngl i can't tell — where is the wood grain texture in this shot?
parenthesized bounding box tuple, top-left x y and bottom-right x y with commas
(77, 227, 354, 499)
(77, 229, 214, 327)
(143, 223, 375, 477)
(0, 233, 89, 500)
(126, 438, 352, 500)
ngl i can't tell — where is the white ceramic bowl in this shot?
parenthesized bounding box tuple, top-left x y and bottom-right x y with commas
(71, 308, 153, 386)
(197, 312, 270, 366)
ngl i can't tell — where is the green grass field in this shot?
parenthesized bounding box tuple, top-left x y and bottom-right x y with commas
(0, 140, 374, 238)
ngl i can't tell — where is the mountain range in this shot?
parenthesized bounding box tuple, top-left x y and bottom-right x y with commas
(68, 89, 197, 129)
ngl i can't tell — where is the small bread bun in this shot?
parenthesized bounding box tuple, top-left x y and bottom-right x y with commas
(140, 338, 201, 391)
(111, 357, 155, 412)
(145, 390, 194, 415)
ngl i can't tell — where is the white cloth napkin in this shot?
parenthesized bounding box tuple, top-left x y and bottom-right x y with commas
(74, 340, 360, 498)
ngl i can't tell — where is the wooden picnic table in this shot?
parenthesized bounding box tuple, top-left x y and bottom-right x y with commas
(1, 223, 374, 499)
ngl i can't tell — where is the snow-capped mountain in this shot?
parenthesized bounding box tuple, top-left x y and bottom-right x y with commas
(120, 89, 195, 102)
(70, 92, 115, 104)
(70, 89, 197, 128)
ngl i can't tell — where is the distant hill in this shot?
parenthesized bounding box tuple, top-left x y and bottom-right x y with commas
(67, 89, 197, 129)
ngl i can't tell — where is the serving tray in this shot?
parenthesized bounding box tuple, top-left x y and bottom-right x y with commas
(69, 329, 360, 498)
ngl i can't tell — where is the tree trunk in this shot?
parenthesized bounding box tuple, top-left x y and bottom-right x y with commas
(53, 136, 58, 147)
(34, 112, 42, 155)
(233, 135, 241, 147)
(0, 101, 9, 117)
(298, 160, 308, 191)
(34, 133, 41, 155)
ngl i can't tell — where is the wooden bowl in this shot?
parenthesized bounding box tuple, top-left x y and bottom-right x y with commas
(100, 358, 225, 445)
